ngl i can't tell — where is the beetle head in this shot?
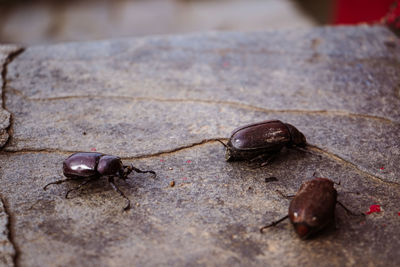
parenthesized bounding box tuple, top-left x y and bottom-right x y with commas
(225, 147, 234, 161)
(291, 210, 323, 239)
(216, 139, 235, 161)
(97, 155, 124, 176)
(119, 165, 133, 179)
(292, 223, 314, 239)
(285, 123, 306, 147)
(290, 207, 333, 239)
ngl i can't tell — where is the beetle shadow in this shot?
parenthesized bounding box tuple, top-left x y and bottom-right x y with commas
(225, 147, 316, 187)
(47, 175, 143, 201)
(249, 146, 317, 168)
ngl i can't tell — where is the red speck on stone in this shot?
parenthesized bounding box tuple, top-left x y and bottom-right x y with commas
(398, 212, 400, 216)
(182, 177, 188, 181)
(366, 204, 381, 215)
(380, 166, 385, 170)
(186, 160, 192, 163)
(223, 62, 229, 67)
(91, 148, 96, 151)
(160, 159, 165, 162)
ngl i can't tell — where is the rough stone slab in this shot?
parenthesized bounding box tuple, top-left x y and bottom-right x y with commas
(0, 26, 400, 266)
(6, 25, 400, 121)
(4, 96, 400, 184)
(4, 26, 400, 184)
(0, 45, 21, 148)
(0, 198, 15, 267)
(0, 147, 399, 267)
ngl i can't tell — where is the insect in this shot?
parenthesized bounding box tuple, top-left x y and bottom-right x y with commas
(43, 152, 156, 210)
(260, 178, 360, 239)
(218, 120, 306, 163)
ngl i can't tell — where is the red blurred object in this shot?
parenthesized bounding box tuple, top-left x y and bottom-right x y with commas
(334, 0, 395, 24)
(386, 0, 400, 29)
(366, 204, 381, 215)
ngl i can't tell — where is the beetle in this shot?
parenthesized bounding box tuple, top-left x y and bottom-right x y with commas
(260, 177, 361, 239)
(43, 152, 156, 210)
(218, 120, 306, 163)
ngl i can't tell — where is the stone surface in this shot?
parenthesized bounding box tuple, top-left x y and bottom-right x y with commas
(0, 26, 400, 266)
(0, 198, 15, 267)
(0, 45, 20, 148)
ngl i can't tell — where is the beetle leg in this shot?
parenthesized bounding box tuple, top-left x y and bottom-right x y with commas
(249, 153, 268, 163)
(43, 178, 76, 191)
(65, 179, 95, 199)
(290, 146, 321, 158)
(260, 155, 277, 167)
(275, 189, 295, 199)
(119, 166, 133, 179)
(249, 154, 277, 167)
(245, 154, 276, 169)
(130, 165, 156, 178)
(108, 176, 131, 211)
(260, 215, 289, 233)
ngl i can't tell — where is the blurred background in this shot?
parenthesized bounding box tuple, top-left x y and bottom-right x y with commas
(0, 0, 398, 45)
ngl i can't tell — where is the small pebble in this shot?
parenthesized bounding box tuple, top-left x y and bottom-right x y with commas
(170, 181, 175, 187)
(265, 176, 278, 183)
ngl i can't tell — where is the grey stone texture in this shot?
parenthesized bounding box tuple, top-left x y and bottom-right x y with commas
(0, 45, 20, 148)
(0, 198, 15, 267)
(0, 25, 400, 266)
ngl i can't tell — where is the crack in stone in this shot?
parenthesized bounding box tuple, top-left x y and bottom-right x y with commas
(396, 82, 400, 100)
(307, 144, 400, 187)
(1, 48, 25, 149)
(7, 93, 399, 125)
(0, 196, 19, 267)
(120, 138, 228, 160)
(1, 139, 396, 188)
(1, 138, 228, 157)
(1, 148, 83, 156)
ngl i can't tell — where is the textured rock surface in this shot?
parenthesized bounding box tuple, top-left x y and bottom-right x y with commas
(0, 198, 15, 267)
(0, 26, 400, 266)
(0, 45, 20, 148)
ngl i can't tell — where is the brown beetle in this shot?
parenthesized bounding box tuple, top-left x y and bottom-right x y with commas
(44, 152, 156, 210)
(219, 120, 306, 162)
(260, 178, 358, 239)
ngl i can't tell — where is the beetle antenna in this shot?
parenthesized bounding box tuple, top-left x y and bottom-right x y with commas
(216, 139, 228, 148)
(131, 164, 157, 178)
(260, 215, 289, 233)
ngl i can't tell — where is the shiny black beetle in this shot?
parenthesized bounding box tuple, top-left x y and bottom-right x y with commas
(260, 178, 360, 239)
(219, 120, 307, 162)
(43, 152, 156, 210)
